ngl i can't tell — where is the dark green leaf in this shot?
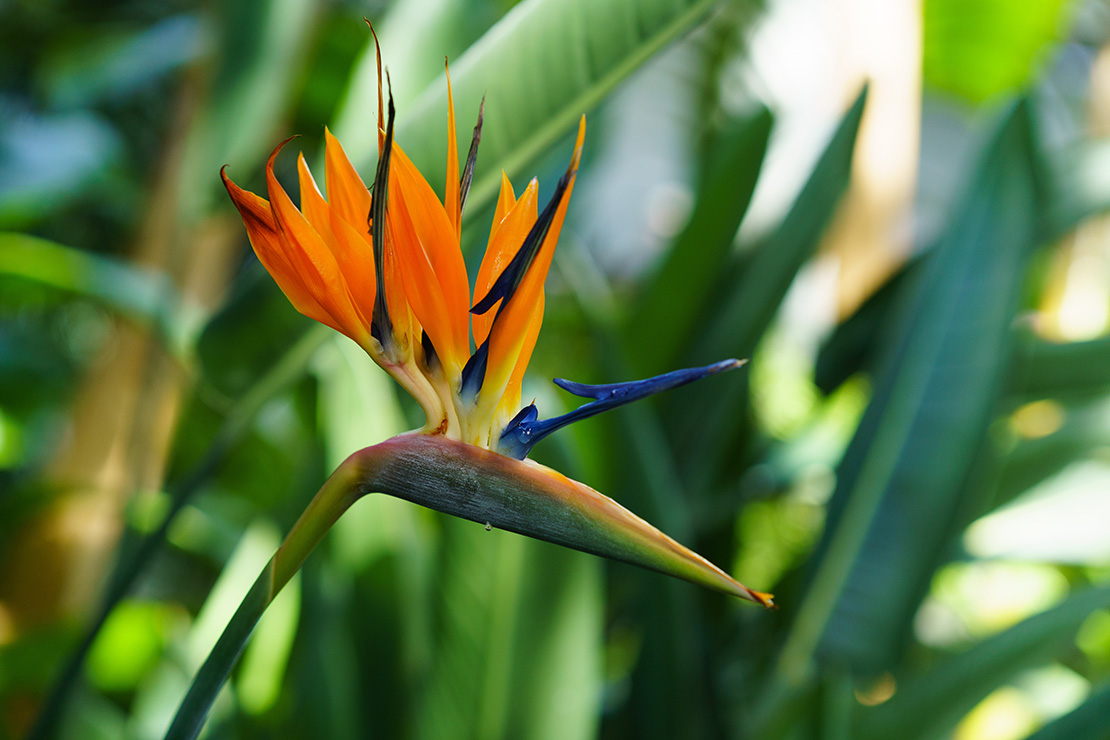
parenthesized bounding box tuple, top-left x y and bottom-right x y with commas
(673, 86, 867, 481)
(1023, 682, 1110, 740)
(1012, 332, 1110, 400)
(806, 99, 1042, 674)
(628, 106, 772, 375)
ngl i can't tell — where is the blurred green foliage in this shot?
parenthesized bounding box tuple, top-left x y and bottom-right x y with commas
(4, 0, 1110, 739)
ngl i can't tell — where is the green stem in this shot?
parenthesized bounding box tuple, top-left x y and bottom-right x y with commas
(25, 326, 329, 740)
(163, 567, 272, 740)
(164, 447, 372, 740)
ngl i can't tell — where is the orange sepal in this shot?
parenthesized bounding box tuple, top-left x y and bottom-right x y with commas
(485, 117, 585, 398)
(444, 59, 461, 236)
(387, 184, 463, 369)
(323, 128, 373, 244)
(297, 153, 377, 333)
(379, 216, 418, 354)
(498, 290, 544, 419)
(492, 170, 517, 230)
(390, 141, 471, 363)
(222, 165, 341, 334)
(472, 178, 538, 346)
(265, 139, 366, 343)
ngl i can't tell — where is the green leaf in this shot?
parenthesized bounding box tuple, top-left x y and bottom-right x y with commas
(1023, 682, 1110, 740)
(674, 87, 867, 481)
(814, 255, 921, 395)
(1042, 138, 1110, 241)
(0, 111, 121, 229)
(989, 396, 1110, 513)
(0, 232, 199, 357)
(178, 0, 318, 220)
(85, 600, 188, 693)
(628, 105, 773, 375)
(416, 521, 603, 740)
(27, 0, 330, 729)
(196, 267, 318, 396)
(923, 0, 1070, 103)
(1012, 332, 1110, 400)
(858, 585, 1110, 740)
(797, 99, 1042, 677)
(40, 15, 204, 108)
(381, 0, 736, 215)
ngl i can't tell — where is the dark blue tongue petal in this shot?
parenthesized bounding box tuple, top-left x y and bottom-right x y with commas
(498, 359, 745, 460)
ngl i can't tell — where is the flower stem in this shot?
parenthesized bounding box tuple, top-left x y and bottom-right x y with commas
(163, 447, 377, 740)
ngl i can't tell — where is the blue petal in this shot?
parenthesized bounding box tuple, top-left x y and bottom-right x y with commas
(498, 359, 745, 460)
(460, 337, 490, 400)
(470, 168, 574, 316)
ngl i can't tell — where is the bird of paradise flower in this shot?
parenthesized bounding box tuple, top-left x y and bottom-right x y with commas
(167, 33, 771, 740)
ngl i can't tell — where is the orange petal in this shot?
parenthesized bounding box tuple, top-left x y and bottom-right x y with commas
(221, 165, 341, 334)
(297, 153, 377, 332)
(390, 142, 471, 363)
(444, 59, 461, 236)
(485, 117, 585, 398)
(472, 178, 538, 346)
(497, 290, 544, 419)
(323, 128, 373, 242)
(492, 170, 517, 235)
(380, 217, 418, 353)
(387, 184, 462, 369)
(362, 19, 385, 153)
(265, 140, 366, 343)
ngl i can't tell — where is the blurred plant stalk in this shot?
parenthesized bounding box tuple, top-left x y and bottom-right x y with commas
(0, 71, 243, 630)
(2, 5, 320, 737)
(819, 0, 921, 320)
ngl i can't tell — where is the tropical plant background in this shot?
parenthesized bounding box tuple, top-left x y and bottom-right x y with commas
(4, 0, 1110, 738)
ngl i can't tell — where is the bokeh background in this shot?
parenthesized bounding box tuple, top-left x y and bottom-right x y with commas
(4, 0, 1110, 738)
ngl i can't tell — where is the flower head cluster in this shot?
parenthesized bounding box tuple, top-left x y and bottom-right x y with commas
(218, 33, 771, 612)
(222, 39, 743, 463)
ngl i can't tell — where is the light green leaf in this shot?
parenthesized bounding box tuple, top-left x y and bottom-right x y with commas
(385, 0, 738, 215)
(858, 586, 1110, 740)
(924, 0, 1070, 103)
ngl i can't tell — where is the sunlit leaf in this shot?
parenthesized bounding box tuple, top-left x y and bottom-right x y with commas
(858, 585, 1110, 740)
(806, 99, 1042, 674)
(924, 0, 1070, 103)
